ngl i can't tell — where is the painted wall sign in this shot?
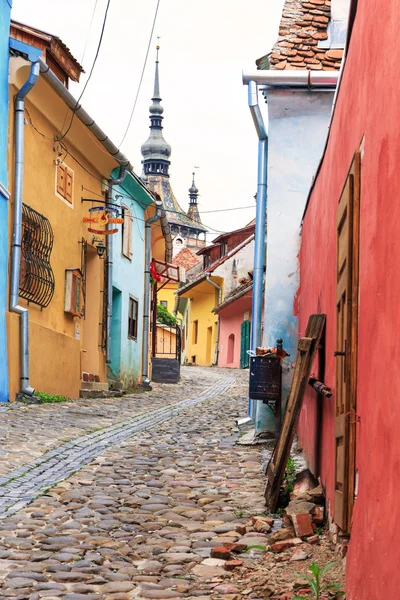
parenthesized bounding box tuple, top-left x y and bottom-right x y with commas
(83, 206, 124, 235)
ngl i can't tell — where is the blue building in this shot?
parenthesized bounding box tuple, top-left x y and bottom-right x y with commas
(0, 0, 12, 402)
(109, 171, 155, 389)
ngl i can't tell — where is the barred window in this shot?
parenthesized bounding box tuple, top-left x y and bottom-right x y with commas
(20, 204, 55, 308)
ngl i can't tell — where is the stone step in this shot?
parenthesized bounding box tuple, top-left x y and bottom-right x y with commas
(80, 381, 109, 391)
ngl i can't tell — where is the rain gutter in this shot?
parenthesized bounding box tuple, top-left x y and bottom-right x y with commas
(10, 40, 42, 397)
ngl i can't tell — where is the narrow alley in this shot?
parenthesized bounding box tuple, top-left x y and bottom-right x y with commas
(0, 368, 343, 600)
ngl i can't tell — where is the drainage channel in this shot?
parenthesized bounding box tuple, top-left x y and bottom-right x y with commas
(0, 376, 235, 518)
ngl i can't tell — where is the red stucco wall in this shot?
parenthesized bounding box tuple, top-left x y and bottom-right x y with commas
(299, 1, 400, 597)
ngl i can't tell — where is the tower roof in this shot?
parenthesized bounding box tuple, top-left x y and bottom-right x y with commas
(141, 46, 171, 176)
(187, 172, 205, 229)
(141, 49, 207, 235)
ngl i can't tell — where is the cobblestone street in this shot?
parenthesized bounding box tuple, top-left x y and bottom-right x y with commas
(0, 367, 267, 599)
(0, 367, 343, 599)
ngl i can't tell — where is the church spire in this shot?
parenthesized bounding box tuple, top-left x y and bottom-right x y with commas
(141, 46, 171, 177)
(187, 172, 204, 227)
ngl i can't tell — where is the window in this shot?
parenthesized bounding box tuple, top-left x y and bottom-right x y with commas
(182, 327, 186, 351)
(128, 296, 138, 339)
(204, 255, 211, 269)
(160, 300, 168, 308)
(64, 269, 82, 316)
(219, 242, 228, 258)
(56, 162, 73, 204)
(193, 320, 198, 344)
(20, 203, 55, 308)
(122, 206, 133, 259)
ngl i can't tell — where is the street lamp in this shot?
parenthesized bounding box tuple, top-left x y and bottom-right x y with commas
(92, 236, 107, 259)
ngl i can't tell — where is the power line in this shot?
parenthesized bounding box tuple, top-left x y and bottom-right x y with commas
(80, 0, 100, 64)
(57, 0, 111, 142)
(118, 0, 161, 147)
(25, 114, 229, 235)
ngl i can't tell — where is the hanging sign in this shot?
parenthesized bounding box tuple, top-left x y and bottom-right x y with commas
(83, 206, 124, 235)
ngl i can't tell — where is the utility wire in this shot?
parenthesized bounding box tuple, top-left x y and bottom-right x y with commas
(118, 0, 161, 147)
(25, 114, 233, 235)
(80, 0, 100, 64)
(57, 0, 111, 142)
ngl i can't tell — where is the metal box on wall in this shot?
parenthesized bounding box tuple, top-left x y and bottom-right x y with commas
(249, 355, 282, 402)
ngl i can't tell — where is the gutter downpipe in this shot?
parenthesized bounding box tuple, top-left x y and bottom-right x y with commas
(105, 166, 127, 364)
(206, 274, 222, 365)
(246, 80, 268, 420)
(142, 198, 163, 384)
(11, 59, 41, 397)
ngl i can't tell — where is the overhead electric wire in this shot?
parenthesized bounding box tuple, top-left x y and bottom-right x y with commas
(118, 0, 161, 147)
(80, 0, 100, 64)
(57, 0, 111, 142)
(25, 115, 240, 236)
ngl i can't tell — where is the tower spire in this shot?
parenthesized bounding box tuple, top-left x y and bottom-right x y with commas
(187, 171, 204, 227)
(141, 46, 171, 177)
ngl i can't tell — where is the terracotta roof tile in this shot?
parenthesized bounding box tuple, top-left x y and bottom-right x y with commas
(257, 0, 343, 72)
(172, 248, 201, 271)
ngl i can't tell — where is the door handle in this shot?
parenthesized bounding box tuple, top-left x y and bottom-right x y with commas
(334, 339, 347, 383)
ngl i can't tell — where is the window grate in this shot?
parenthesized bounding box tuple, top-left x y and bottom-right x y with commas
(20, 203, 55, 308)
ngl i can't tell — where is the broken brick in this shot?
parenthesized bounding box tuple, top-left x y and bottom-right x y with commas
(224, 560, 243, 571)
(235, 525, 247, 536)
(271, 538, 303, 553)
(211, 547, 232, 560)
(292, 513, 314, 538)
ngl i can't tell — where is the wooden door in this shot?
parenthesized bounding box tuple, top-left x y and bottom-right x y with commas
(240, 320, 250, 368)
(334, 152, 360, 533)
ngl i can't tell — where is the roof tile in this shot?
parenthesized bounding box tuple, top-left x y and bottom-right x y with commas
(257, 0, 343, 72)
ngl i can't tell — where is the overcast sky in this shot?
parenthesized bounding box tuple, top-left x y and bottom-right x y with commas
(11, 0, 284, 238)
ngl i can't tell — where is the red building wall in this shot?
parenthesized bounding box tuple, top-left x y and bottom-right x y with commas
(298, 1, 400, 597)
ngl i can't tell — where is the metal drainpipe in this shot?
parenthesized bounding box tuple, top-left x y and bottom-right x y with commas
(142, 199, 163, 383)
(206, 274, 222, 365)
(105, 166, 127, 364)
(246, 80, 268, 419)
(10, 60, 41, 397)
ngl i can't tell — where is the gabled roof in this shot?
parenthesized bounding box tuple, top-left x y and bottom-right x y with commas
(204, 233, 255, 273)
(172, 247, 201, 271)
(211, 223, 255, 245)
(10, 20, 84, 82)
(259, 0, 343, 72)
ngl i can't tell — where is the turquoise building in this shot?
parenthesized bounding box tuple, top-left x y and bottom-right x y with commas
(0, 0, 12, 401)
(109, 170, 155, 388)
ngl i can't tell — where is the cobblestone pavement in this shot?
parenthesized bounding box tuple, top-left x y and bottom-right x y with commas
(0, 368, 231, 477)
(0, 375, 235, 519)
(0, 368, 270, 600)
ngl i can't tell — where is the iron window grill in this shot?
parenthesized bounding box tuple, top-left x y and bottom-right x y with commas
(20, 203, 55, 308)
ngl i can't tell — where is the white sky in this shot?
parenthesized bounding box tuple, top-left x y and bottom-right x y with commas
(11, 0, 284, 238)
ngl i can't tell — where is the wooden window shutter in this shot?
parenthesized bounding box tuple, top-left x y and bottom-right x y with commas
(65, 167, 73, 203)
(57, 163, 66, 197)
(122, 207, 133, 259)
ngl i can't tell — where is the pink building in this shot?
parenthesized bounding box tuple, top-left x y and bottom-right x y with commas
(214, 280, 260, 369)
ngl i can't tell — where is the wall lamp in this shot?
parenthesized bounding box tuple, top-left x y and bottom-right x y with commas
(92, 236, 107, 259)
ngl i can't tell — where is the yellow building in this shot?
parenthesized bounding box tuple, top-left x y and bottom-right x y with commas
(7, 24, 168, 400)
(178, 275, 223, 366)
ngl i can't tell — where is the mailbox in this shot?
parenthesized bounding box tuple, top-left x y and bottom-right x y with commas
(249, 354, 282, 406)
